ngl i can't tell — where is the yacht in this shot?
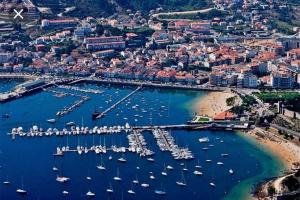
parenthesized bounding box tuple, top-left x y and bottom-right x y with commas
(56, 176, 70, 183)
(66, 121, 75, 126)
(221, 153, 229, 157)
(193, 170, 203, 176)
(199, 137, 210, 143)
(229, 169, 234, 175)
(176, 172, 187, 187)
(52, 166, 59, 171)
(166, 165, 173, 170)
(96, 156, 106, 170)
(132, 175, 139, 184)
(62, 190, 69, 195)
(16, 178, 27, 195)
(155, 190, 166, 195)
(128, 189, 135, 194)
(155, 184, 166, 196)
(210, 182, 216, 187)
(106, 183, 113, 193)
(86, 190, 96, 197)
(47, 119, 56, 123)
(217, 162, 224, 165)
(147, 157, 155, 162)
(141, 183, 149, 188)
(16, 188, 27, 195)
(113, 168, 122, 181)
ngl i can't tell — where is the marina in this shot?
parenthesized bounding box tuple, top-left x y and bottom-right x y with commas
(0, 80, 284, 200)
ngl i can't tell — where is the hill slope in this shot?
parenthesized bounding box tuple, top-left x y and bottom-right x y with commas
(33, 0, 210, 17)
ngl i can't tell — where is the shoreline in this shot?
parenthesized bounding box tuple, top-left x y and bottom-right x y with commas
(244, 127, 300, 171)
(192, 90, 241, 118)
(239, 128, 300, 200)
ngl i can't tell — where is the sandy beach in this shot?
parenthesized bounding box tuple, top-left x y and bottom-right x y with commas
(193, 90, 240, 117)
(245, 128, 300, 170)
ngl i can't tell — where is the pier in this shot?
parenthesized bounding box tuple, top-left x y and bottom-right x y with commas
(94, 86, 143, 119)
(57, 85, 103, 94)
(56, 96, 90, 117)
(153, 129, 193, 160)
(8, 122, 250, 139)
(127, 130, 154, 157)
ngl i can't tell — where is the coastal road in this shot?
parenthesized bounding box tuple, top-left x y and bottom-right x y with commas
(151, 8, 214, 21)
(270, 123, 300, 138)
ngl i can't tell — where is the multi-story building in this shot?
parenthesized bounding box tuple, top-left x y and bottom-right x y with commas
(85, 36, 125, 51)
(41, 19, 78, 30)
(270, 71, 295, 88)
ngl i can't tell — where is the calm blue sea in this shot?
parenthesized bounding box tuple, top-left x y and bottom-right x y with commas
(0, 80, 284, 200)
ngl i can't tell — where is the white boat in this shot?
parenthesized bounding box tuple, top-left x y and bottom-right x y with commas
(149, 175, 155, 180)
(217, 162, 224, 165)
(199, 137, 210, 143)
(176, 172, 187, 187)
(210, 182, 216, 187)
(62, 190, 69, 195)
(3, 181, 10, 185)
(106, 183, 113, 193)
(66, 122, 75, 126)
(141, 183, 149, 188)
(113, 168, 122, 181)
(86, 176, 92, 180)
(56, 176, 70, 183)
(16, 189, 27, 195)
(155, 184, 166, 195)
(161, 171, 167, 176)
(147, 157, 155, 162)
(206, 159, 212, 162)
(108, 155, 113, 160)
(86, 190, 95, 197)
(53, 166, 59, 171)
(118, 154, 127, 163)
(47, 119, 56, 123)
(133, 175, 139, 184)
(221, 153, 229, 157)
(16, 178, 27, 195)
(193, 170, 203, 176)
(97, 156, 106, 170)
(229, 169, 234, 174)
(128, 189, 135, 194)
(166, 165, 173, 170)
(155, 190, 166, 195)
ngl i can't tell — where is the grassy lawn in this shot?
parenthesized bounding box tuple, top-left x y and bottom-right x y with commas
(254, 92, 300, 103)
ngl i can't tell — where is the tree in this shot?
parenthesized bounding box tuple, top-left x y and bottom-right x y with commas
(267, 185, 276, 196)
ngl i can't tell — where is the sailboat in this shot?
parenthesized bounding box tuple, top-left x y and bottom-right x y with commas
(195, 159, 201, 168)
(132, 175, 139, 184)
(118, 153, 127, 163)
(96, 155, 106, 170)
(166, 165, 173, 170)
(210, 182, 216, 187)
(161, 163, 167, 176)
(113, 168, 122, 181)
(3, 175, 10, 185)
(86, 190, 96, 197)
(16, 177, 27, 195)
(176, 172, 187, 186)
(106, 183, 114, 193)
(155, 183, 166, 195)
(127, 184, 135, 194)
(47, 118, 56, 123)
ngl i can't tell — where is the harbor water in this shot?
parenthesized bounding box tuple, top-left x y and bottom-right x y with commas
(0, 80, 284, 200)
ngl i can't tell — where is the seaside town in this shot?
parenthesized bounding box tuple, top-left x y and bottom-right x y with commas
(0, 0, 300, 200)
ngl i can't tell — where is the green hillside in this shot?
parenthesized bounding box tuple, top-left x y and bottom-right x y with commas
(33, 0, 210, 17)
